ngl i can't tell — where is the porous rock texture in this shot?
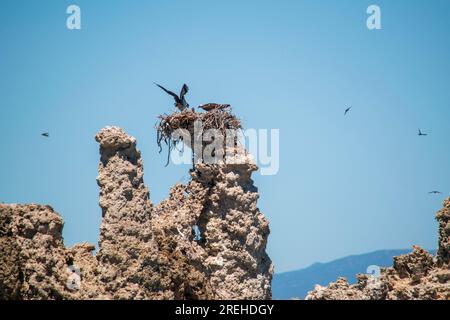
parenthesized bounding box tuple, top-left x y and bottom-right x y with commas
(305, 199, 450, 300)
(0, 126, 273, 300)
(95, 127, 165, 299)
(436, 199, 450, 266)
(153, 148, 273, 299)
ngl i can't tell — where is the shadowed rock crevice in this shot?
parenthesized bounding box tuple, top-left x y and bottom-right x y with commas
(152, 153, 273, 299)
(0, 204, 69, 299)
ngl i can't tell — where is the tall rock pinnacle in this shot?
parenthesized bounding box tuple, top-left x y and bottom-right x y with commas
(93, 127, 273, 299)
(95, 126, 161, 299)
(153, 148, 273, 299)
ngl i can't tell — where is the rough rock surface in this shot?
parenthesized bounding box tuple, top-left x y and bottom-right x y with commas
(153, 149, 273, 299)
(0, 204, 68, 299)
(305, 199, 450, 300)
(95, 127, 164, 299)
(0, 126, 272, 300)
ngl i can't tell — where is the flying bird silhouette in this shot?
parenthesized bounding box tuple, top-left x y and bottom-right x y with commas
(429, 191, 442, 194)
(41, 133, 49, 137)
(198, 103, 231, 112)
(155, 83, 189, 111)
(418, 129, 427, 136)
(344, 107, 352, 116)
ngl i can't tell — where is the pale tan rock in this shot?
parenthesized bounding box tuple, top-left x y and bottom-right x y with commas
(0, 126, 273, 300)
(306, 198, 450, 300)
(436, 198, 450, 266)
(95, 126, 164, 299)
(153, 149, 273, 299)
(0, 204, 69, 299)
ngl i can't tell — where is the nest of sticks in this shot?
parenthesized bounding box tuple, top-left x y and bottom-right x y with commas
(156, 108, 242, 166)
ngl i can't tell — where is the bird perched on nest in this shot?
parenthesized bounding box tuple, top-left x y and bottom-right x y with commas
(155, 83, 189, 111)
(198, 103, 231, 112)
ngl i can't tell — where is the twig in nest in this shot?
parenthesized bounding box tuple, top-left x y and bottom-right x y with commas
(156, 108, 242, 166)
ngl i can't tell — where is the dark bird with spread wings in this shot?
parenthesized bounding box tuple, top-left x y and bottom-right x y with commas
(418, 129, 428, 136)
(429, 191, 442, 194)
(41, 133, 49, 137)
(198, 103, 231, 112)
(344, 107, 352, 116)
(155, 83, 189, 111)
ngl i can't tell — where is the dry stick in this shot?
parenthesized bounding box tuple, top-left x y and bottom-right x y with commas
(157, 109, 241, 169)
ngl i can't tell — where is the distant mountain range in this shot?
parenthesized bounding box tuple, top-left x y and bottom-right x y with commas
(272, 249, 437, 300)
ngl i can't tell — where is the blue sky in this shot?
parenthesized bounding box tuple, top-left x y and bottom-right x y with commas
(1, 0, 449, 273)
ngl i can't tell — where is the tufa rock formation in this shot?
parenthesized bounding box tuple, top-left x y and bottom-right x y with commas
(436, 199, 450, 266)
(152, 153, 272, 299)
(0, 204, 68, 299)
(305, 199, 450, 300)
(0, 125, 273, 300)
